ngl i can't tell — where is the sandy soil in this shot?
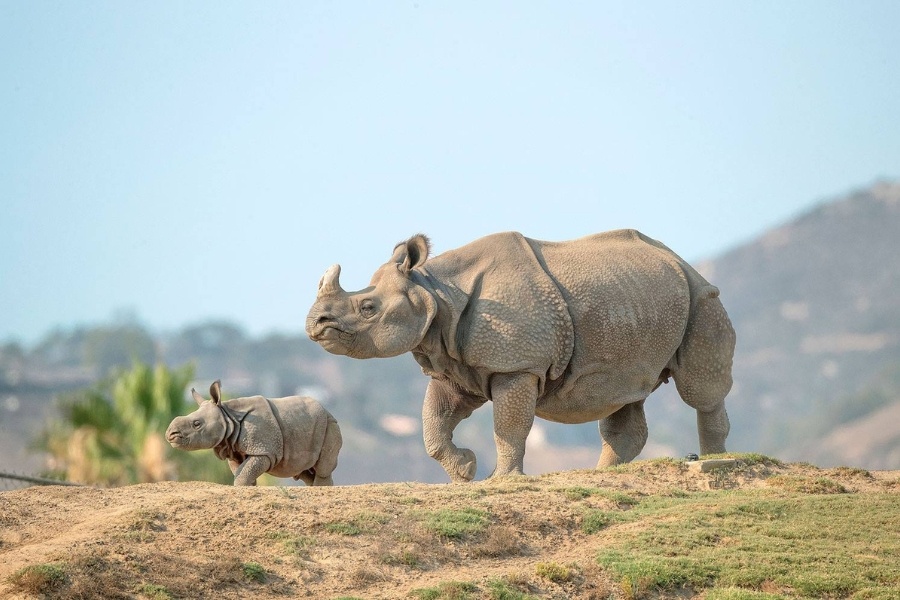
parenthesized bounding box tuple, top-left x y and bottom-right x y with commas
(1, 458, 897, 600)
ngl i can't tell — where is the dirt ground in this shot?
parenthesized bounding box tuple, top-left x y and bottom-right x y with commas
(1, 457, 898, 600)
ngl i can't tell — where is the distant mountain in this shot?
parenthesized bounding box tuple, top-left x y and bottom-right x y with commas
(643, 180, 900, 469)
(2, 181, 898, 487)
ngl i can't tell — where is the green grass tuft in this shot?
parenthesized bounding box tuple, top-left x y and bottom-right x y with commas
(486, 577, 538, 600)
(704, 589, 787, 599)
(409, 580, 478, 599)
(597, 493, 900, 596)
(138, 583, 173, 599)
(324, 511, 391, 536)
(325, 521, 361, 536)
(381, 549, 421, 568)
(561, 486, 593, 500)
(7, 563, 67, 595)
(241, 562, 266, 583)
(582, 509, 614, 534)
(420, 508, 489, 540)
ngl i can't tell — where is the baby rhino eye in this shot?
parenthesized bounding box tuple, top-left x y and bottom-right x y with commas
(192, 420, 202, 429)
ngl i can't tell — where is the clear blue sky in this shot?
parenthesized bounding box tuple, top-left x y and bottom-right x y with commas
(2, 2, 898, 346)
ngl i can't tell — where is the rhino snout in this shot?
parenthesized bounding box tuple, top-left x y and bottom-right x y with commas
(165, 423, 184, 446)
(306, 313, 338, 339)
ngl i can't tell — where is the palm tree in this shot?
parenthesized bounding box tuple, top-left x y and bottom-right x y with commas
(36, 362, 233, 486)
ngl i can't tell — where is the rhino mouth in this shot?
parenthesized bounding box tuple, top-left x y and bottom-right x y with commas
(308, 325, 355, 355)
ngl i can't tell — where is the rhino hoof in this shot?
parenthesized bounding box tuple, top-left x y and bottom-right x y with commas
(453, 449, 477, 482)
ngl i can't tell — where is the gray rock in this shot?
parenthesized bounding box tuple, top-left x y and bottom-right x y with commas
(686, 458, 739, 472)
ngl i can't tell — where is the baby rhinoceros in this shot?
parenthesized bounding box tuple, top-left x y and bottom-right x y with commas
(166, 380, 342, 486)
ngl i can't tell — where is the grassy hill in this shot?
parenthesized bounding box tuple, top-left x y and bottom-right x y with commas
(2, 455, 898, 600)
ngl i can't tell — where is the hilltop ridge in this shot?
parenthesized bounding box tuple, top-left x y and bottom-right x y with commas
(2, 456, 899, 599)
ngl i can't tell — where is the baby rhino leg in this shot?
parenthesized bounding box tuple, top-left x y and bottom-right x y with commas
(233, 456, 271, 486)
(295, 470, 316, 486)
(597, 401, 648, 468)
(309, 418, 342, 486)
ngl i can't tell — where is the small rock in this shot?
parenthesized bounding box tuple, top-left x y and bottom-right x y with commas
(686, 458, 739, 473)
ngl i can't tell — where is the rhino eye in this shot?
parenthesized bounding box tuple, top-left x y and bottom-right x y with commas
(192, 420, 202, 429)
(360, 300, 376, 318)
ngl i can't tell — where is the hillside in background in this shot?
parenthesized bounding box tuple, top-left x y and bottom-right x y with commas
(644, 179, 900, 470)
(1, 180, 898, 485)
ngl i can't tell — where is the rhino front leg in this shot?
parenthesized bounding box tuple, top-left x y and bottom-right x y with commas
(490, 373, 539, 478)
(233, 456, 271, 486)
(422, 379, 486, 483)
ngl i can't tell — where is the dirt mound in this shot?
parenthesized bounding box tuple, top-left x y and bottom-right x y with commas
(1, 456, 897, 599)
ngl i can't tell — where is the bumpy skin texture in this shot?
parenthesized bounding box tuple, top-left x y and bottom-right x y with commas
(165, 380, 342, 486)
(306, 229, 735, 482)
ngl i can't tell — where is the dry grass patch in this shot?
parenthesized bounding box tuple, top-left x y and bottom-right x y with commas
(374, 520, 455, 569)
(469, 525, 524, 558)
(535, 561, 575, 583)
(766, 474, 848, 494)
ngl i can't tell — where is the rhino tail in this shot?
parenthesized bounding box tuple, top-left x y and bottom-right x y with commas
(699, 284, 720, 300)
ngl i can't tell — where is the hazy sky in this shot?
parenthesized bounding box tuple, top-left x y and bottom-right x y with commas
(2, 2, 899, 346)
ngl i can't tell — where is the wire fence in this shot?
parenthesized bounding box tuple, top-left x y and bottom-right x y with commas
(0, 471, 83, 491)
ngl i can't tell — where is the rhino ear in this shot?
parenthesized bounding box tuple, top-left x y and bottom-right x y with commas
(209, 380, 222, 405)
(391, 234, 431, 274)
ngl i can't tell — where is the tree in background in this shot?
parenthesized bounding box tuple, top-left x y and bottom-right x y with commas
(35, 362, 233, 486)
(83, 324, 157, 375)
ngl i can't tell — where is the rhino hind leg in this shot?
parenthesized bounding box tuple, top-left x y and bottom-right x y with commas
(672, 295, 735, 455)
(312, 471, 333, 486)
(597, 400, 648, 467)
(295, 469, 316, 486)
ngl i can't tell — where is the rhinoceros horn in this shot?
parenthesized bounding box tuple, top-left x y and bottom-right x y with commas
(317, 264, 344, 296)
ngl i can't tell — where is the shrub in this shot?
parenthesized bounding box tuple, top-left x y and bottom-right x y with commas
(241, 562, 266, 583)
(7, 564, 67, 595)
(535, 561, 574, 583)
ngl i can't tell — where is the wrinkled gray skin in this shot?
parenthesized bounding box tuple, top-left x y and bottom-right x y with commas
(305, 230, 735, 482)
(165, 380, 342, 486)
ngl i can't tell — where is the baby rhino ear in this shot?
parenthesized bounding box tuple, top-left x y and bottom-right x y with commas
(191, 388, 206, 406)
(209, 380, 222, 405)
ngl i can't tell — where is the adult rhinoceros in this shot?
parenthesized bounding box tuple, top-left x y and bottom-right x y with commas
(305, 229, 735, 482)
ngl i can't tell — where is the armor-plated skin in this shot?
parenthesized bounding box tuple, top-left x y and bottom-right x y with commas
(306, 229, 735, 482)
(166, 380, 342, 486)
